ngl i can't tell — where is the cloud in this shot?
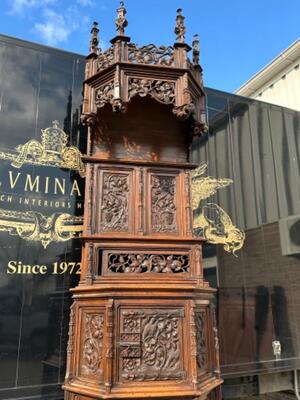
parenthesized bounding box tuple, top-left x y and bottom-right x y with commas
(9, 0, 55, 14)
(76, 0, 95, 6)
(33, 6, 90, 46)
(34, 8, 70, 45)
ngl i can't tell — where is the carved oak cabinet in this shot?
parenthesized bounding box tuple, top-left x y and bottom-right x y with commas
(64, 6, 222, 400)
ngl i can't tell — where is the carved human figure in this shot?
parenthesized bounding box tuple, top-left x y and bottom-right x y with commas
(115, 1, 128, 36)
(174, 8, 186, 43)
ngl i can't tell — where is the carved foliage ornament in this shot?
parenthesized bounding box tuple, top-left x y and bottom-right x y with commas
(128, 44, 174, 66)
(173, 103, 195, 120)
(95, 81, 127, 113)
(81, 314, 104, 377)
(128, 78, 175, 105)
(107, 253, 189, 274)
(95, 82, 114, 108)
(195, 312, 207, 370)
(151, 175, 177, 233)
(100, 172, 129, 232)
(119, 309, 185, 381)
(96, 47, 115, 71)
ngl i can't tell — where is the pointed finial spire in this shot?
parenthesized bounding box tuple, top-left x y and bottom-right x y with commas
(174, 8, 186, 43)
(192, 34, 200, 65)
(115, 1, 128, 36)
(89, 21, 99, 54)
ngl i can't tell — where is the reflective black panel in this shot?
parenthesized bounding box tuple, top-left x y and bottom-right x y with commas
(193, 87, 300, 379)
(0, 35, 85, 399)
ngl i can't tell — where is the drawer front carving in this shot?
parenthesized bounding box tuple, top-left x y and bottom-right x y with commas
(117, 307, 186, 382)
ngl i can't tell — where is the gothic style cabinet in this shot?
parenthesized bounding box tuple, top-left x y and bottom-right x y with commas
(64, 4, 222, 399)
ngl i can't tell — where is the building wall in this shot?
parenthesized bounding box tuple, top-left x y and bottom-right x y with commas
(253, 59, 300, 111)
(192, 88, 300, 395)
(236, 39, 300, 112)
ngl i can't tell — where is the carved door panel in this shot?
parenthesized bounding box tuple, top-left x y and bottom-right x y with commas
(115, 305, 187, 383)
(145, 169, 184, 236)
(95, 167, 136, 234)
(76, 307, 106, 384)
(194, 306, 213, 380)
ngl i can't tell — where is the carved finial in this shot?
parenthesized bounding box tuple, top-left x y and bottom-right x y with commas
(174, 8, 186, 43)
(89, 21, 99, 54)
(192, 34, 200, 65)
(52, 120, 60, 128)
(115, 1, 128, 36)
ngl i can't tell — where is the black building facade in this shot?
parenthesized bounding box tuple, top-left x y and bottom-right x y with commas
(0, 34, 300, 399)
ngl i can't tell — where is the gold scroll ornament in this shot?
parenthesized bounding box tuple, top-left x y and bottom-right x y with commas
(0, 209, 83, 249)
(0, 120, 85, 177)
(0, 121, 84, 248)
(191, 164, 245, 255)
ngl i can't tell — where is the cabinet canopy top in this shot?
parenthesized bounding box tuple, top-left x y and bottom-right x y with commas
(81, 2, 207, 137)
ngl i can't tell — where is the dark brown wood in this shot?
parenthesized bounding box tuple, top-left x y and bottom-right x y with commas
(64, 4, 222, 399)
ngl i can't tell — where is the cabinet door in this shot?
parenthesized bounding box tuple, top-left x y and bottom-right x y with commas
(145, 169, 184, 236)
(95, 167, 136, 234)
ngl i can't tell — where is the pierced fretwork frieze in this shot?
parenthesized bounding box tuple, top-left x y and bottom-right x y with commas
(128, 44, 175, 66)
(118, 309, 185, 382)
(195, 312, 207, 371)
(106, 253, 190, 274)
(80, 313, 104, 379)
(96, 47, 115, 71)
(128, 78, 175, 104)
(151, 175, 177, 233)
(100, 172, 130, 232)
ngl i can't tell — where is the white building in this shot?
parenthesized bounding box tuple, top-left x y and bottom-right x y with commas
(236, 38, 300, 111)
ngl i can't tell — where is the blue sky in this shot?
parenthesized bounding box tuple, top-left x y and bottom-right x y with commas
(0, 0, 299, 92)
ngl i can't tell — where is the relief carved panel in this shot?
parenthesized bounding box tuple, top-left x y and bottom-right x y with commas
(118, 308, 185, 381)
(95, 82, 114, 108)
(100, 172, 130, 232)
(80, 312, 104, 380)
(151, 174, 177, 233)
(195, 312, 207, 372)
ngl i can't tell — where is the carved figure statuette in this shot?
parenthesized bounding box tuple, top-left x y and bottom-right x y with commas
(174, 8, 186, 43)
(115, 1, 128, 36)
